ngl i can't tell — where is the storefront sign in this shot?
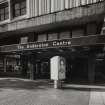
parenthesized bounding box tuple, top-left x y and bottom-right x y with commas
(17, 39, 71, 50)
(1, 35, 105, 52)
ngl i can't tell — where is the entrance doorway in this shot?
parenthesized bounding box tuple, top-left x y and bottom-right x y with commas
(35, 61, 50, 79)
(95, 58, 105, 84)
(66, 57, 88, 84)
(40, 61, 50, 79)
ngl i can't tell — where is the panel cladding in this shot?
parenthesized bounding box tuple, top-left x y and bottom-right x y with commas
(28, 0, 39, 17)
(46, 0, 51, 14)
(35, 0, 39, 16)
(28, 0, 104, 18)
(28, 0, 51, 17)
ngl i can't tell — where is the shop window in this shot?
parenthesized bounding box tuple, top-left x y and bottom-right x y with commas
(41, 62, 49, 73)
(38, 34, 47, 42)
(59, 31, 71, 39)
(0, 3, 9, 21)
(12, 0, 26, 17)
(72, 29, 84, 38)
(28, 33, 37, 42)
(86, 23, 97, 35)
(20, 36, 28, 44)
(48, 33, 58, 41)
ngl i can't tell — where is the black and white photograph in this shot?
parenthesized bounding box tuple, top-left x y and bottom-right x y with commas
(0, 0, 105, 105)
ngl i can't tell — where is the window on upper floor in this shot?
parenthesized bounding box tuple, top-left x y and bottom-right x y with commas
(20, 36, 28, 44)
(0, 2, 9, 21)
(12, 0, 26, 18)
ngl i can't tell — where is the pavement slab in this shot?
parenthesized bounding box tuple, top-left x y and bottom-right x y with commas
(0, 78, 104, 105)
(89, 90, 105, 105)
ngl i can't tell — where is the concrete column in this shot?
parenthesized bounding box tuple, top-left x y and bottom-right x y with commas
(28, 61, 34, 80)
(28, 55, 36, 80)
(4, 57, 7, 72)
(20, 55, 28, 78)
(35, 63, 40, 79)
(35, 62, 41, 79)
(88, 54, 96, 84)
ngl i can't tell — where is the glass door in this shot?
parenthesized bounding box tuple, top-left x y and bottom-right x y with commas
(41, 62, 50, 79)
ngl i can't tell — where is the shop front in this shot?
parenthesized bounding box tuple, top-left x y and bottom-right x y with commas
(1, 35, 105, 84)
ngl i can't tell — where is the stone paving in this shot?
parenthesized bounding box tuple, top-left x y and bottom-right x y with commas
(0, 78, 104, 105)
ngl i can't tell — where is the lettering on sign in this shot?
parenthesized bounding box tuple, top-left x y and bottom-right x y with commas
(17, 39, 71, 50)
(53, 41, 71, 46)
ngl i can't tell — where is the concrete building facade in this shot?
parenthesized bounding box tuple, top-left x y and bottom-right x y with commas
(0, 0, 105, 84)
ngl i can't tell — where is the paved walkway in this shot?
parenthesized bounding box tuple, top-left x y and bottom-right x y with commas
(0, 78, 104, 105)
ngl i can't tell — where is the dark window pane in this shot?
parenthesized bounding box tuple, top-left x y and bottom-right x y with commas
(15, 10, 20, 17)
(0, 2, 9, 21)
(5, 7, 9, 13)
(21, 1, 26, 9)
(13, 0, 26, 17)
(21, 8, 26, 15)
(1, 15, 4, 21)
(5, 13, 9, 19)
(0, 9, 4, 14)
(15, 3, 20, 10)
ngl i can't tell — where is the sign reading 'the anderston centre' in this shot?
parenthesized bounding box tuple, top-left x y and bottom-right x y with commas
(17, 39, 71, 50)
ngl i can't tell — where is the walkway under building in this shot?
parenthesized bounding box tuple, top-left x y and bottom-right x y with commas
(0, 77, 104, 105)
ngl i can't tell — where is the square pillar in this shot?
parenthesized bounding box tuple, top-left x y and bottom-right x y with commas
(88, 54, 96, 84)
(20, 55, 28, 78)
(3, 57, 7, 72)
(28, 61, 34, 80)
(28, 54, 36, 80)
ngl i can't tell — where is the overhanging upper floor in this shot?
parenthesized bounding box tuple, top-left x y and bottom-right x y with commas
(0, 1, 105, 38)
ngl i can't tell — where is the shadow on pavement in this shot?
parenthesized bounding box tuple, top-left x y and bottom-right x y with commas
(0, 78, 105, 92)
(0, 78, 53, 90)
(62, 86, 105, 92)
(62, 87, 90, 91)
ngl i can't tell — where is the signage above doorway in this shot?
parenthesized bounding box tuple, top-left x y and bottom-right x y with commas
(1, 35, 105, 52)
(17, 39, 71, 51)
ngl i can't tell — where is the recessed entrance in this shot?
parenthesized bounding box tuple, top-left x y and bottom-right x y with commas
(35, 61, 50, 79)
(2, 47, 105, 85)
(95, 58, 105, 84)
(66, 57, 88, 84)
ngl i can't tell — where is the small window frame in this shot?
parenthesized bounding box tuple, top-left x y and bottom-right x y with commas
(0, 2, 9, 21)
(12, 0, 26, 18)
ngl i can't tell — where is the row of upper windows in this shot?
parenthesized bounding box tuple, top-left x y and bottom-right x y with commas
(20, 23, 97, 44)
(0, 0, 103, 22)
(0, 0, 26, 22)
